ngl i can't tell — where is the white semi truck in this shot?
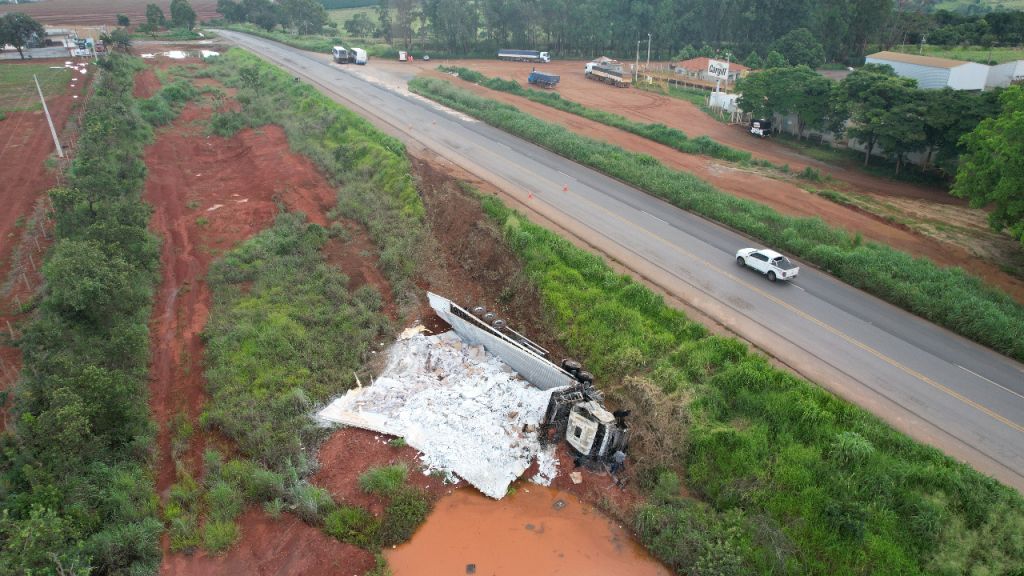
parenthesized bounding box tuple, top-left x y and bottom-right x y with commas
(498, 49, 550, 63)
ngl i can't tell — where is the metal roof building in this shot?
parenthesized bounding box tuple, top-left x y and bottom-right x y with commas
(987, 60, 1024, 88)
(865, 51, 988, 90)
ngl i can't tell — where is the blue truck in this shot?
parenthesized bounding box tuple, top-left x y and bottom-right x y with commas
(528, 70, 560, 88)
(498, 49, 551, 63)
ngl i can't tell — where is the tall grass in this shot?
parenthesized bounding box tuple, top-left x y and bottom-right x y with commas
(478, 194, 1024, 575)
(411, 77, 1024, 362)
(439, 66, 752, 164)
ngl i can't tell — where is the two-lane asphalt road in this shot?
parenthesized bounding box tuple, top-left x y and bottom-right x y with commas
(217, 30, 1024, 491)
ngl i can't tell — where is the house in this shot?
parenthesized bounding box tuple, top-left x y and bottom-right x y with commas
(864, 51, 988, 90)
(673, 57, 751, 85)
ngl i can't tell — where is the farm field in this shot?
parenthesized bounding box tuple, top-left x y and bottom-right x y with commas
(0, 0, 219, 26)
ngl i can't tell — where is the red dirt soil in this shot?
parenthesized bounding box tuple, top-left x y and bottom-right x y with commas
(144, 67, 406, 575)
(0, 58, 90, 430)
(134, 67, 162, 99)
(0, 0, 219, 26)
(420, 69, 1024, 304)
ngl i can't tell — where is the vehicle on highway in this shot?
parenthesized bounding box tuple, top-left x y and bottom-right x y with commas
(498, 49, 550, 63)
(736, 248, 799, 282)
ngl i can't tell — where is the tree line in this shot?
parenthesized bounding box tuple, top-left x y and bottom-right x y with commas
(212, 1, 1022, 64)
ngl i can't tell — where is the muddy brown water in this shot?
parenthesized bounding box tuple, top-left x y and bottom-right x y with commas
(386, 486, 671, 576)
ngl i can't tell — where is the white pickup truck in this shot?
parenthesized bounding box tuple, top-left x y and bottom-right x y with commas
(736, 248, 799, 282)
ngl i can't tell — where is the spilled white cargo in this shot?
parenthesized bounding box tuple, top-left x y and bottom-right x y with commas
(317, 330, 559, 499)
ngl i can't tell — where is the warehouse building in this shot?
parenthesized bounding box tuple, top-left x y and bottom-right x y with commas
(987, 60, 1024, 88)
(865, 51, 988, 90)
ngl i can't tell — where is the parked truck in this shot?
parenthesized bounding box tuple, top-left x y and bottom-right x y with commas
(498, 49, 550, 63)
(332, 45, 352, 63)
(528, 69, 560, 88)
(585, 57, 631, 87)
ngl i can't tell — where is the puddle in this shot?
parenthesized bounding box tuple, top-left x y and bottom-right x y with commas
(386, 487, 670, 576)
(157, 50, 220, 59)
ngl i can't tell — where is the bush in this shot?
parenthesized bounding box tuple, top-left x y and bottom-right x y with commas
(359, 464, 408, 497)
(324, 506, 379, 548)
(203, 520, 240, 554)
(376, 488, 431, 548)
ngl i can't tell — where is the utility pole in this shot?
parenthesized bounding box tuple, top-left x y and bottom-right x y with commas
(34, 75, 64, 159)
(635, 40, 641, 83)
(646, 33, 652, 73)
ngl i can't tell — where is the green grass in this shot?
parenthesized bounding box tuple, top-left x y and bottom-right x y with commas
(891, 44, 1024, 64)
(0, 64, 71, 113)
(476, 192, 1024, 575)
(130, 27, 207, 41)
(410, 76, 1024, 362)
(359, 464, 408, 497)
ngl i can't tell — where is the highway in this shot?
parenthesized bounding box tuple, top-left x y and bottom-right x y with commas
(217, 30, 1024, 491)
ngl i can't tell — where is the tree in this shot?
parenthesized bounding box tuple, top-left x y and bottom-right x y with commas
(771, 27, 826, 69)
(217, 0, 247, 23)
(744, 50, 763, 69)
(424, 0, 477, 53)
(835, 64, 918, 167)
(116, 14, 130, 27)
(345, 12, 376, 37)
(170, 0, 197, 30)
(145, 3, 167, 29)
(101, 28, 133, 52)
(953, 85, 1024, 247)
(738, 66, 835, 138)
(0, 12, 46, 60)
(280, 0, 327, 35)
(43, 240, 141, 322)
(244, 0, 279, 31)
(392, 0, 419, 51)
(764, 50, 788, 69)
(377, 0, 393, 44)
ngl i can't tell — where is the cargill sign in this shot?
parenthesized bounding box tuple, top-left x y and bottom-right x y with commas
(707, 59, 730, 79)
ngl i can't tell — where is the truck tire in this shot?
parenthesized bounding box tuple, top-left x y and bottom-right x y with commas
(736, 256, 745, 268)
(768, 271, 777, 282)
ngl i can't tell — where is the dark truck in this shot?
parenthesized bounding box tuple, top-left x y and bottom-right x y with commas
(528, 69, 560, 88)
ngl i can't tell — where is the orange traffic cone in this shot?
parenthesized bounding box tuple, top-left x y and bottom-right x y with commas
(527, 192, 534, 200)
(562, 184, 568, 192)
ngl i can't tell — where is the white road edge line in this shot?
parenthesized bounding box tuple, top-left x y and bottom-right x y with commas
(790, 283, 806, 292)
(640, 210, 667, 224)
(958, 364, 1024, 401)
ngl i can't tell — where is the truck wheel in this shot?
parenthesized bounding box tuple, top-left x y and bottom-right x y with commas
(736, 256, 745, 268)
(768, 271, 777, 282)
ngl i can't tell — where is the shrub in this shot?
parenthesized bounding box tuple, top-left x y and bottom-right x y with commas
(376, 488, 431, 548)
(359, 464, 408, 497)
(203, 520, 240, 554)
(324, 506, 379, 548)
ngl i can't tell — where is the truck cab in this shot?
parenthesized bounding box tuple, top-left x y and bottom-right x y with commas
(332, 45, 350, 63)
(539, 51, 551, 63)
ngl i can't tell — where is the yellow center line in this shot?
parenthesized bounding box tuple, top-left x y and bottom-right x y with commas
(542, 186, 1024, 436)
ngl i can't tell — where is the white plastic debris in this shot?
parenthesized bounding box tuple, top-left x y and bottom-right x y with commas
(317, 331, 561, 499)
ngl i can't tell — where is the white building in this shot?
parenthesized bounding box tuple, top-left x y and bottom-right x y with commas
(865, 51, 988, 90)
(987, 60, 1024, 88)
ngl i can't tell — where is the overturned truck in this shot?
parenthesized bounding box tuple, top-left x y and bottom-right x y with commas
(428, 292, 630, 466)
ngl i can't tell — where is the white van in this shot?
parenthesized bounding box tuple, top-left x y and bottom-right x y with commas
(398, 50, 407, 62)
(332, 45, 351, 63)
(353, 47, 368, 65)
